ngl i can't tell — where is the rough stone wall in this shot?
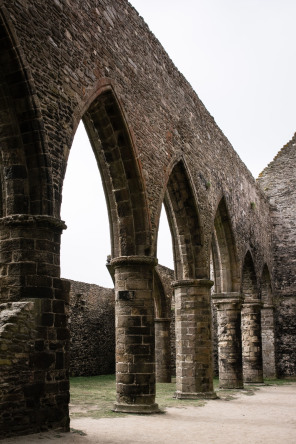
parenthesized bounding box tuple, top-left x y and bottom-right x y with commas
(0, 301, 37, 437)
(0, 298, 69, 438)
(258, 134, 296, 376)
(68, 280, 115, 376)
(211, 302, 219, 377)
(156, 265, 175, 375)
(0, 0, 289, 436)
(68, 267, 175, 378)
(2, 0, 272, 267)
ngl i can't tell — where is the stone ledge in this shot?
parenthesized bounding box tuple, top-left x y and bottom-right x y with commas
(172, 279, 214, 288)
(174, 391, 218, 399)
(0, 215, 67, 231)
(111, 256, 158, 268)
(113, 402, 160, 414)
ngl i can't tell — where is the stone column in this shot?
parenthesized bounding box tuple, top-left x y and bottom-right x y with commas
(241, 300, 264, 384)
(111, 256, 159, 413)
(261, 304, 277, 378)
(155, 318, 171, 383)
(212, 293, 243, 389)
(172, 279, 217, 399)
(0, 215, 70, 435)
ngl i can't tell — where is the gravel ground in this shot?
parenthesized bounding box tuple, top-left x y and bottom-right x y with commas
(2, 383, 296, 444)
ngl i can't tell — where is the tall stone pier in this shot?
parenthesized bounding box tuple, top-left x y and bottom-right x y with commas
(111, 256, 159, 413)
(212, 293, 243, 389)
(241, 300, 264, 384)
(155, 318, 171, 383)
(173, 279, 216, 399)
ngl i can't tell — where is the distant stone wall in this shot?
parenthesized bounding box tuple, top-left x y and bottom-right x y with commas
(0, 301, 38, 436)
(156, 265, 175, 376)
(0, 0, 292, 436)
(258, 133, 296, 376)
(68, 280, 115, 376)
(68, 266, 176, 378)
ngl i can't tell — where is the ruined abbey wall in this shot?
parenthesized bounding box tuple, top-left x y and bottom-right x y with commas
(68, 265, 175, 378)
(0, 0, 294, 438)
(69, 280, 115, 377)
(258, 133, 296, 376)
(1, 0, 272, 267)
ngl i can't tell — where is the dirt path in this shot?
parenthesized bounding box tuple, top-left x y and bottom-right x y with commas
(3, 384, 296, 444)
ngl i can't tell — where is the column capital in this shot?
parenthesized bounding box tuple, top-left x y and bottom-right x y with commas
(212, 292, 242, 309)
(0, 214, 67, 231)
(172, 278, 214, 289)
(242, 299, 263, 309)
(110, 255, 157, 268)
(261, 304, 274, 310)
(212, 292, 241, 299)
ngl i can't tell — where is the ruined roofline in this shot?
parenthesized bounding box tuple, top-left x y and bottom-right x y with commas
(258, 131, 296, 179)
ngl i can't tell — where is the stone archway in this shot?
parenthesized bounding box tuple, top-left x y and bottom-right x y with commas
(73, 86, 158, 413)
(261, 264, 277, 378)
(211, 197, 243, 389)
(163, 160, 215, 399)
(241, 251, 263, 384)
(0, 10, 69, 436)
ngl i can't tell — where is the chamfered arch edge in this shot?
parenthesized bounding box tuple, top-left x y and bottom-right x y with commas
(0, 5, 54, 217)
(154, 155, 207, 279)
(68, 79, 152, 258)
(210, 195, 240, 293)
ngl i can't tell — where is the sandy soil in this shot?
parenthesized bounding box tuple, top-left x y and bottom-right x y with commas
(2, 384, 296, 444)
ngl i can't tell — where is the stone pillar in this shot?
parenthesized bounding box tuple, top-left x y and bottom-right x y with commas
(111, 256, 159, 413)
(172, 279, 216, 399)
(212, 293, 243, 389)
(261, 305, 277, 378)
(0, 215, 70, 437)
(241, 300, 264, 384)
(155, 318, 171, 383)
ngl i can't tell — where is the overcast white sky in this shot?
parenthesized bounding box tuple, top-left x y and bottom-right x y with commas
(61, 0, 296, 287)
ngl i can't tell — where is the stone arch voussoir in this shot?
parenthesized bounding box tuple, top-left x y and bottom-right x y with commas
(162, 158, 205, 280)
(0, 7, 53, 217)
(241, 250, 259, 301)
(74, 83, 151, 258)
(212, 196, 239, 293)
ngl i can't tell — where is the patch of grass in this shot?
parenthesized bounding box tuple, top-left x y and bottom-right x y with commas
(70, 374, 122, 419)
(156, 379, 206, 410)
(70, 374, 294, 419)
(264, 377, 296, 385)
(70, 428, 87, 436)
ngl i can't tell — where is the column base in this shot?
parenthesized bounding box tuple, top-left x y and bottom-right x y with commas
(174, 391, 218, 400)
(244, 382, 265, 386)
(219, 381, 244, 389)
(113, 403, 160, 414)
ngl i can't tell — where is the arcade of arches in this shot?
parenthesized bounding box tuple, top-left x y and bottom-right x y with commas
(0, 0, 295, 438)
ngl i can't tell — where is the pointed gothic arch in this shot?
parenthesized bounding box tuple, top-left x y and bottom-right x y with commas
(241, 250, 259, 300)
(80, 87, 151, 258)
(260, 264, 277, 377)
(241, 250, 263, 383)
(163, 159, 204, 280)
(212, 197, 239, 293)
(211, 197, 242, 388)
(0, 8, 53, 216)
(261, 264, 273, 306)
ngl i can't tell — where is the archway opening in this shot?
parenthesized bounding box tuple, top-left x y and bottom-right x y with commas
(157, 204, 174, 271)
(63, 88, 159, 414)
(241, 252, 263, 383)
(61, 121, 115, 382)
(61, 121, 113, 288)
(155, 204, 175, 382)
(261, 265, 277, 378)
(211, 197, 240, 381)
